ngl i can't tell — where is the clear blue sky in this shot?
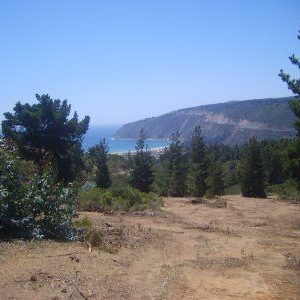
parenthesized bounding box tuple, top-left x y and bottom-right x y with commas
(0, 0, 299, 125)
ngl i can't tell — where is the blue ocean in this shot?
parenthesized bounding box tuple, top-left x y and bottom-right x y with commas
(83, 125, 169, 153)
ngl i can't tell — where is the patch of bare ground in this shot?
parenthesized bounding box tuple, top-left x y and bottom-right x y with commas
(1, 195, 300, 299)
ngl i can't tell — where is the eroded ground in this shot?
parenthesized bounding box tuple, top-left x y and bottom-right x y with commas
(1, 196, 300, 299)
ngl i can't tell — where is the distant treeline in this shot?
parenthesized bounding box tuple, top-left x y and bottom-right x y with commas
(100, 128, 297, 200)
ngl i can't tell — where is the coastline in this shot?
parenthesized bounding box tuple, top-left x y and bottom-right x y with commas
(83, 126, 170, 152)
(110, 146, 168, 157)
(111, 137, 169, 141)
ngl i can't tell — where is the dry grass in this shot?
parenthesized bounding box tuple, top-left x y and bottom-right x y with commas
(1, 195, 300, 299)
(285, 253, 300, 271)
(206, 198, 227, 208)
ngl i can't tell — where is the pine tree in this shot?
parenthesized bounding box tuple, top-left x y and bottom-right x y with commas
(153, 152, 171, 196)
(279, 29, 300, 188)
(187, 126, 207, 197)
(268, 153, 284, 185)
(130, 129, 154, 192)
(206, 162, 225, 196)
(1, 94, 90, 182)
(240, 138, 266, 198)
(89, 138, 111, 188)
(167, 132, 188, 197)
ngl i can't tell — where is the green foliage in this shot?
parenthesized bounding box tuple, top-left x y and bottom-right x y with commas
(57, 142, 85, 184)
(1, 94, 90, 182)
(73, 216, 92, 228)
(225, 184, 241, 195)
(279, 29, 300, 188)
(223, 160, 240, 188)
(111, 173, 130, 187)
(130, 129, 154, 192)
(265, 153, 285, 185)
(166, 132, 188, 197)
(205, 163, 225, 197)
(0, 140, 24, 236)
(108, 154, 129, 174)
(77, 185, 162, 212)
(252, 139, 290, 186)
(19, 160, 39, 183)
(153, 158, 171, 196)
(268, 181, 300, 202)
(20, 173, 77, 239)
(151, 137, 294, 197)
(89, 138, 111, 188)
(187, 126, 207, 197)
(0, 143, 76, 240)
(240, 138, 266, 198)
(287, 140, 300, 188)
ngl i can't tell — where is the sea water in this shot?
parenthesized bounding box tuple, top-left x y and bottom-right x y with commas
(83, 125, 169, 153)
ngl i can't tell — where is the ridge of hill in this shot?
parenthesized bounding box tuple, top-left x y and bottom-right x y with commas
(114, 97, 296, 144)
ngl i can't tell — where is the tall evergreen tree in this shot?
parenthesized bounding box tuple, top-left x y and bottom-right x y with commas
(268, 153, 285, 185)
(206, 162, 225, 196)
(153, 150, 172, 196)
(187, 126, 207, 197)
(167, 132, 188, 197)
(89, 139, 111, 188)
(130, 129, 154, 192)
(240, 138, 266, 198)
(1, 94, 90, 182)
(279, 29, 300, 188)
(260, 142, 285, 185)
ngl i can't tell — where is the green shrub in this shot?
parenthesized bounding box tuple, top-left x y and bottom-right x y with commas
(73, 216, 92, 228)
(20, 173, 77, 239)
(225, 185, 241, 195)
(204, 190, 215, 199)
(77, 188, 114, 209)
(268, 181, 300, 201)
(77, 185, 162, 212)
(0, 140, 24, 236)
(1, 140, 76, 240)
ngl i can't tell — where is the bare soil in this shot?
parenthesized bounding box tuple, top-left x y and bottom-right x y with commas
(1, 195, 300, 299)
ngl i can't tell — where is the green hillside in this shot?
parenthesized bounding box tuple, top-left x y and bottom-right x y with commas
(114, 97, 296, 144)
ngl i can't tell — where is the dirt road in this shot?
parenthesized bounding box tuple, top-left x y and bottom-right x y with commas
(1, 196, 300, 299)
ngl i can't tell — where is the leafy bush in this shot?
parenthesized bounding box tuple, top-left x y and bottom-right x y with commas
(268, 181, 300, 202)
(225, 184, 241, 195)
(0, 140, 77, 239)
(0, 140, 25, 236)
(77, 185, 162, 212)
(20, 173, 77, 239)
(73, 216, 93, 228)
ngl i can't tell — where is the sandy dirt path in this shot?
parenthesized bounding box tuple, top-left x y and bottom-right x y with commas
(0, 196, 300, 299)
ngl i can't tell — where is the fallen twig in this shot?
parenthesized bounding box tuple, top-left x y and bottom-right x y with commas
(158, 228, 185, 234)
(28, 251, 79, 258)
